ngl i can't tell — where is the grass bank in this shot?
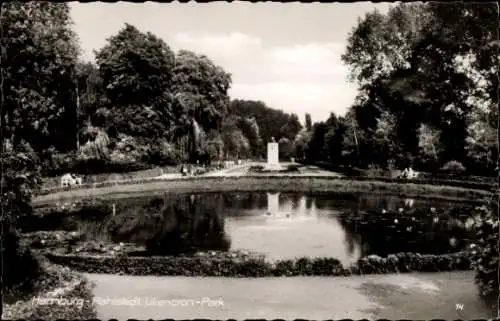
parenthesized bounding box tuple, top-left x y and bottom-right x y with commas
(33, 176, 491, 206)
(1, 256, 96, 320)
(45, 251, 473, 277)
(42, 165, 184, 189)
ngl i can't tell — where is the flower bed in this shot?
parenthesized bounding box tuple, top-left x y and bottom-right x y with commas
(45, 250, 473, 277)
(21, 231, 143, 257)
(248, 164, 302, 174)
(21, 230, 83, 249)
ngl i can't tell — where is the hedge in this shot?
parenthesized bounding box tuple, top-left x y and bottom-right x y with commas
(41, 156, 155, 178)
(469, 201, 499, 310)
(45, 251, 473, 277)
(42, 165, 183, 189)
(312, 161, 497, 184)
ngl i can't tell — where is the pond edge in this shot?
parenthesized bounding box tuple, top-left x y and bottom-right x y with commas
(34, 176, 493, 206)
(45, 251, 473, 277)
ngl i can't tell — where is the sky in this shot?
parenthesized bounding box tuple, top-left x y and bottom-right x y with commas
(70, 2, 392, 124)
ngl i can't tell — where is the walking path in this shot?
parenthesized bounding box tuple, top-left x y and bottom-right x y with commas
(202, 163, 253, 177)
(85, 271, 494, 319)
(203, 162, 342, 177)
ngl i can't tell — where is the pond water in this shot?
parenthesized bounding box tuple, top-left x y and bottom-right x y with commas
(26, 192, 480, 266)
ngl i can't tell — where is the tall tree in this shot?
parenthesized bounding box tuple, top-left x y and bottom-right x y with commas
(75, 62, 106, 127)
(465, 108, 498, 174)
(340, 112, 364, 167)
(172, 50, 232, 133)
(95, 23, 176, 141)
(417, 123, 442, 169)
(278, 137, 294, 160)
(323, 112, 343, 163)
(305, 113, 312, 132)
(341, 2, 498, 170)
(221, 116, 249, 159)
(281, 114, 303, 141)
(372, 111, 400, 167)
(229, 99, 302, 151)
(238, 116, 262, 157)
(171, 50, 231, 160)
(294, 128, 312, 161)
(305, 122, 328, 162)
(1, 2, 80, 153)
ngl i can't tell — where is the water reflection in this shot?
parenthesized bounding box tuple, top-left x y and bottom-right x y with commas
(27, 192, 479, 265)
(265, 192, 318, 220)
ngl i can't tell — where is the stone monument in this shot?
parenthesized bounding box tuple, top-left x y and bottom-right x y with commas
(265, 137, 282, 170)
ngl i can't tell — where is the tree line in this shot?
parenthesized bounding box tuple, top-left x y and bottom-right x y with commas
(1, 3, 303, 178)
(4, 3, 495, 179)
(296, 2, 498, 177)
(0, 2, 304, 292)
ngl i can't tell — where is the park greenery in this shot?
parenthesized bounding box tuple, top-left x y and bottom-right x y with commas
(2, 3, 498, 178)
(0, 1, 498, 314)
(300, 2, 498, 177)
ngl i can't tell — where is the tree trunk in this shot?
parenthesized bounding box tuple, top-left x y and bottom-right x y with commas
(76, 82, 80, 150)
(352, 124, 360, 166)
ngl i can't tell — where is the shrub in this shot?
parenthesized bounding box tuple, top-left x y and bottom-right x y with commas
(285, 164, 301, 172)
(78, 126, 111, 161)
(41, 149, 79, 177)
(70, 158, 152, 176)
(143, 142, 182, 166)
(1, 219, 42, 293)
(441, 160, 466, 174)
(1, 144, 43, 295)
(248, 165, 264, 173)
(469, 200, 499, 309)
(46, 250, 473, 277)
(366, 164, 385, 177)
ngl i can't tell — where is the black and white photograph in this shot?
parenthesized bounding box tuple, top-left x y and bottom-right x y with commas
(1, 1, 498, 319)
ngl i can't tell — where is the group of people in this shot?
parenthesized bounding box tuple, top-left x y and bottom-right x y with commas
(180, 164, 206, 176)
(180, 164, 193, 176)
(60, 173, 83, 188)
(399, 167, 419, 179)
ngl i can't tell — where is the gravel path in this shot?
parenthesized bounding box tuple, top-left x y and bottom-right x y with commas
(85, 271, 494, 319)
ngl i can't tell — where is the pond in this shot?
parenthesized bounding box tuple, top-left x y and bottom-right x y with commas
(25, 192, 480, 266)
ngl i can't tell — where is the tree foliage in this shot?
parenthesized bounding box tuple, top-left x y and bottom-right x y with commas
(1, 2, 80, 153)
(296, 2, 499, 175)
(172, 50, 231, 133)
(95, 23, 176, 140)
(229, 99, 302, 156)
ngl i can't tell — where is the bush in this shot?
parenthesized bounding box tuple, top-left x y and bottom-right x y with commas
(45, 250, 473, 277)
(1, 144, 43, 296)
(40, 150, 153, 178)
(1, 219, 42, 293)
(469, 200, 499, 309)
(41, 150, 79, 177)
(285, 164, 301, 172)
(365, 164, 386, 177)
(143, 142, 182, 166)
(248, 165, 264, 173)
(441, 160, 466, 174)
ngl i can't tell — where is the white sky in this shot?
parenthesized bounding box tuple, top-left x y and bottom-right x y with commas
(70, 2, 392, 123)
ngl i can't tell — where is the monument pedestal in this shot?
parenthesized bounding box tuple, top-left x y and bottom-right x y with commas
(264, 142, 283, 171)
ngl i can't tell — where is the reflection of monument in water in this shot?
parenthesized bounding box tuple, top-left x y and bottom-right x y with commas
(266, 192, 317, 219)
(266, 192, 283, 217)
